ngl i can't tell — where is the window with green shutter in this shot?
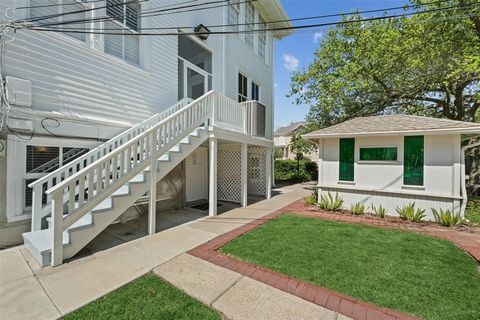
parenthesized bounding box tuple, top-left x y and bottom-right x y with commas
(403, 136, 424, 186)
(359, 147, 398, 161)
(339, 138, 355, 181)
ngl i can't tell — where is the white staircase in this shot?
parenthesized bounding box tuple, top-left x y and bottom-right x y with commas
(23, 91, 252, 267)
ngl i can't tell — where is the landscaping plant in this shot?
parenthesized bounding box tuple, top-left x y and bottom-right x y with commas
(371, 204, 387, 218)
(396, 202, 426, 222)
(319, 192, 344, 211)
(350, 202, 365, 215)
(431, 208, 463, 227)
(305, 189, 318, 205)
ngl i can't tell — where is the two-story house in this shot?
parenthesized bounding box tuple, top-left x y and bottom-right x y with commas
(0, 0, 292, 266)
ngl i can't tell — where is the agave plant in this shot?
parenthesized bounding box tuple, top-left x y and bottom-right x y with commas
(432, 208, 463, 227)
(396, 202, 426, 222)
(371, 204, 387, 218)
(350, 202, 365, 215)
(319, 192, 344, 211)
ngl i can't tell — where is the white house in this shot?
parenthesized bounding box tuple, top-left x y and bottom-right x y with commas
(0, 0, 292, 266)
(274, 121, 319, 161)
(304, 115, 480, 221)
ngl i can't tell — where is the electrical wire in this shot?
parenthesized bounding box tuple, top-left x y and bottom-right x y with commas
(41, 117, 61, 137)
(15, 0, 108, 10)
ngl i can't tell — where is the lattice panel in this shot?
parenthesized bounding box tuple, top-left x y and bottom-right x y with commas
(248, 146, 266, 196)
(217, 144, 242, 203)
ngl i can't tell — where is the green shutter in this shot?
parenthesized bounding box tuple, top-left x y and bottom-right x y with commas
(403, 136, 424, 186)
(339, 138, 355, 181)
(359, 147, 398, 161)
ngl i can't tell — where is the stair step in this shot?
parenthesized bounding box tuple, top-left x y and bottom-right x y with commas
(91, 198, 113, 213)
(130, 173, 145, 184)
(46, 213, 93, 230)
(112, 185, 130, 197)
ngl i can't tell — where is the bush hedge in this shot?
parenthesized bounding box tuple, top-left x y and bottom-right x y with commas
(275, 159, 318, 182)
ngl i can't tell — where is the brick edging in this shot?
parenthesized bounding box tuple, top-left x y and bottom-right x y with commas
(188, 208, 417, 320)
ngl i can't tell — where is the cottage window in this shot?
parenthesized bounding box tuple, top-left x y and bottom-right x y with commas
(245, 2, 255, 49)
(104, 0, 141, 65)
(359, 147, 398, 161)
(403, 136, 424, 186)
(238, 73, 248, 102)
(30, 0, 89, 42)
(339, 138, 355, 181)
(258, 15, 267, 60)
(228, 0, 240, 32)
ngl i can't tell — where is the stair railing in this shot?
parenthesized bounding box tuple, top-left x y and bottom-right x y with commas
(28, 98, 193, 231)
(45, 92, 214, 266)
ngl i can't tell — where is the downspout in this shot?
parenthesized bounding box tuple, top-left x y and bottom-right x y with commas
(460, 140, 480, 216)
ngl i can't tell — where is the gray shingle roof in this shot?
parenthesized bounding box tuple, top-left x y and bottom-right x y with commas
(304, 115, 480, 139)
(275, 121, 306, 135)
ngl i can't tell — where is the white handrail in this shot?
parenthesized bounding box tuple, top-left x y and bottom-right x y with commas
(29, 98, 192, 231)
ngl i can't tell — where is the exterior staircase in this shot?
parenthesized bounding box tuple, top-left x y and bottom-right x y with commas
(23, 91, 252, 267)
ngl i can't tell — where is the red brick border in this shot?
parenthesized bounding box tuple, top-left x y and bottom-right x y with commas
(189, 200, 480, 320)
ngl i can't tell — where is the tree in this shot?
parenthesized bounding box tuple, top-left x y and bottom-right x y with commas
(289, 132, 318, 174)
(289, 0, 480, 130)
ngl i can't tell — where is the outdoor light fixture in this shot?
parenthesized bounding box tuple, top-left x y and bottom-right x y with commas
(194, 24, 211, 40)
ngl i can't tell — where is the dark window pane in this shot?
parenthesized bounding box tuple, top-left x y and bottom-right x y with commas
(360, 147, 397, 161)
(252, 82, 260, 101)
(24, 179, 48, 208)
(26, 146, 60, 174)
(106, 0, 124, 24)
(404, 136, 424, 186)
(126, 2, 141, 31)
(339, 138, 354, 181)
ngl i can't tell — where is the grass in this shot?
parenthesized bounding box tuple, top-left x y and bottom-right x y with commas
(64, 274, 221, 320)
(220, 215, 480, 320)
(465, 196, 480, 225)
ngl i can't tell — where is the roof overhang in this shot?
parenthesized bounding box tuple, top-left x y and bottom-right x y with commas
(304, 127, 480, 141)
(257, 0, 293, 39)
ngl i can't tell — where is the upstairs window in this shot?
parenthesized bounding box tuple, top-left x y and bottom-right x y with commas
(258, 15, 267, 60)
(339, 138, 355, 182)
(360, 147, 398, 161)
(228, 0, 240, 32)
(105, 0, 141, 65)
(251, 82, 260, 101)
(403, 136, 424, 186)
(238, 73, 248, 102)
(30, 0, 89, 42)
(245, 2, 255, 49)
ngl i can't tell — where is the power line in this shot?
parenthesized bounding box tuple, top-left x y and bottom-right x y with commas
(19, 3, 480, 37)
(15, 0, 106, 10)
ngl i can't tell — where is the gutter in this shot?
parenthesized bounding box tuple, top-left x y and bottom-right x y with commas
(460, 140, 480, 216)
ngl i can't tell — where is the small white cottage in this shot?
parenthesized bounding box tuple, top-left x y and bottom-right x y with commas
(304, 115, 480, 221)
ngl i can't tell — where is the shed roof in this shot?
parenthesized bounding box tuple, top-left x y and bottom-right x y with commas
(304, 115, 480, 139)
(275, 121, 306, 135)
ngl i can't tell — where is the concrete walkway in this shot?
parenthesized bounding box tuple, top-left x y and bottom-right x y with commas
(0, 183, 313, 320)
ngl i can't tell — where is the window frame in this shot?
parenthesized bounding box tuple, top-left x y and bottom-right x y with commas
(339, 138, 355, 182)
(358, 145, 399, 163)
(251, 81, 260, 101)
(227, 0, 240, 32)
(238, 72, 248, 102)
(258, 14, 267, 61)
(244, 2, 255, 49)
(403, 135, 424, 186)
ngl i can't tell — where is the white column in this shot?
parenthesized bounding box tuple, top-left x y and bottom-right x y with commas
(51, 193, 63, 267)
(148, 134, 157, 235)
(209, 136, 218, 216)
(317, 139, 323, 202)
(265, 147, 272, 199)
(241, 143, 248, 207)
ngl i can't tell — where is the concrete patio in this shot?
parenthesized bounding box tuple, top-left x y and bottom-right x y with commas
(0, 182, 320, 320)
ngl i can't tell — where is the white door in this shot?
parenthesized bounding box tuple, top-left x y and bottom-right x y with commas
(186, 148, 208, 202)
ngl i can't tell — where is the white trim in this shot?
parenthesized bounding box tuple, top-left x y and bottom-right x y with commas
(306, 127, 480, 139)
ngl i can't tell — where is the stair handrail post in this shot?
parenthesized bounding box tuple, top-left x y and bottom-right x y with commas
(31, 184, 43, 231)
(211, 93, 216, 127)
(51, 191, 64, 266)
(243, 104, 248, 134)
(148, 130, 157, 235)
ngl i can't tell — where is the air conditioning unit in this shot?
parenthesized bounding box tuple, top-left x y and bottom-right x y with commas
(6, 76, 32, 107)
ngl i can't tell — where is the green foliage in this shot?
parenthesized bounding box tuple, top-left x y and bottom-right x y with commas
(350, 202, 365, 215)
(319, 192, 344, 211)
(290, 0, 480, 129)
(305, 189, 319, 205)
(290, 132, 318, 160)
(371, 204, 388, 218)
(275, 159, 317, 181)
(465, 196, 480, 224)
(274, 147, 284, 159)
(396, 202, 426, 222)
(432, 208, 463, 227)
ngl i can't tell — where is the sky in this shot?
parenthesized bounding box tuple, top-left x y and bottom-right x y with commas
(274, 0, 411, 130)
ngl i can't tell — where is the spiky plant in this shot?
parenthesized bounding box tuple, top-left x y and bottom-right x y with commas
(396, 202, 426, 222)
(371, 204, 387, 218)
(351, 202, 365, 215)
(432, 208, 463, 227)
(319, 192, 344, 211)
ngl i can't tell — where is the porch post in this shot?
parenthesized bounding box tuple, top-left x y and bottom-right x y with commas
(266, 147, 272, 199)
(241, 143, 248, 207)
(148, 133, 157, 235)
(209, 136, 218, 216)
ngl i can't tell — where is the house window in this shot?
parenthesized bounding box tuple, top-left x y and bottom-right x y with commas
(228, 0, 240, 32)
(238, 73, 248, 102)
(104, 0, 141, 65)
(245, 2, 255, 49)
(251, 82, 260, 101)
(360, 147, 398, 161)
(339, 138, 355, 181)
(258, 15, 267, 60)
(24, 146, 88, 208)
(30, 0, 89, 42)
(403, 136, 424, 186)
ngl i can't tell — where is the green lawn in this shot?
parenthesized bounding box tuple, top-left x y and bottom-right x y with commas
(221, 215, 480, 320)
(64, 274, 221, 320)
(466, 196, 480, 225)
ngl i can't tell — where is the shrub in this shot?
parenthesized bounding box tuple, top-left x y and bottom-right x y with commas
(319, 192, 344, 211)
(275, 160, 318, 182)
(371, 204, 387, 218)
(305, 189, 318, 205)
(350, 202, 365, 215)
(396, 202, 426, 222)
(432, 208, 463, 227)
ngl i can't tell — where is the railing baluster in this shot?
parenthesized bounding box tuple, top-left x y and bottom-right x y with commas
(88, 171, 94, 201)
(51, 191, 63, 266)
(78, 175, 85, 206)
(68, 183, 75, 213)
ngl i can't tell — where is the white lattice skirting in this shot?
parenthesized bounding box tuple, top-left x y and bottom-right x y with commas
(218, 144, 242, 203)
(248, 146, 266, 196)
